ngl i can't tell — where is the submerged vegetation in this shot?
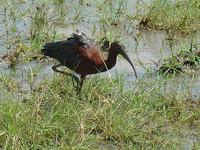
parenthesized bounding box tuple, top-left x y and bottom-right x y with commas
(2, 0, 200, 67)
(157, 45, 200, 74)
(0, 0, 200, 149)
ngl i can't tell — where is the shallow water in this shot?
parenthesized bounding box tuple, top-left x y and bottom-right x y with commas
(0, 0, 200, 92)
(0, 0, 200, 97)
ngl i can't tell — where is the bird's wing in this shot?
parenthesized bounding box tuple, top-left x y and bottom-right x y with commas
(74, 45, 105, 66)
(43, 31, 105, 66)
(70, 31, 107, 65)
(67, 30, 97, 49)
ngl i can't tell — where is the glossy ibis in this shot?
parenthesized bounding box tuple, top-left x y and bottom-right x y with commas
(42, 30, 137, 94)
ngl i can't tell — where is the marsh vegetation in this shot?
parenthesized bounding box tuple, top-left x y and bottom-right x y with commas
(0, 0, 200, 149)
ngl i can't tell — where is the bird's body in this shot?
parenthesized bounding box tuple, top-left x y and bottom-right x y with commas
(42, 30, 137, 93)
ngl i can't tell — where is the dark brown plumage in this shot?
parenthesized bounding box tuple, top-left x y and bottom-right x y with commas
(42, 30, 137, 93)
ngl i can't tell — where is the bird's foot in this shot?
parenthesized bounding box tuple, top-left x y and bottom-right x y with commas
(72, 75, 86, 96)
(71, 74, 80, 89)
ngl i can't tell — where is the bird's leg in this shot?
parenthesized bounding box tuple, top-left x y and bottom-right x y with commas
(52, 64, 84, 95)
(52, 64, 78, 86)
(76, 75, 86, 95)
(71, 74, 80, 89)
(52, 64, 72, 76)
(79, 75, 86, 91)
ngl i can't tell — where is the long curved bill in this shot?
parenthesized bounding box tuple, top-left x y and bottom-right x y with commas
(121, 50, 138, 78)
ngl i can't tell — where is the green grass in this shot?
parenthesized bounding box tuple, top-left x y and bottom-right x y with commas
(0, 73, 199, 149)
(138, 0, 200, 32)
(157, 44, 200, 74)
(1, 0, 200, 149)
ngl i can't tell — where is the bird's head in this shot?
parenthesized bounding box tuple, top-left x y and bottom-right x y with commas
(110, 41, 137, 78)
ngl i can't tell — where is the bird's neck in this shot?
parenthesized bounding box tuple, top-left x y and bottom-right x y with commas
(105, 50, 118, 70)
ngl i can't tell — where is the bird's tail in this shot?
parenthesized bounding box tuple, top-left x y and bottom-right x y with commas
(41, 42, 55, 56)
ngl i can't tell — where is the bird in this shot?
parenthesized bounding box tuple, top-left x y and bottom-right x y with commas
(42, 30, 137, 94)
